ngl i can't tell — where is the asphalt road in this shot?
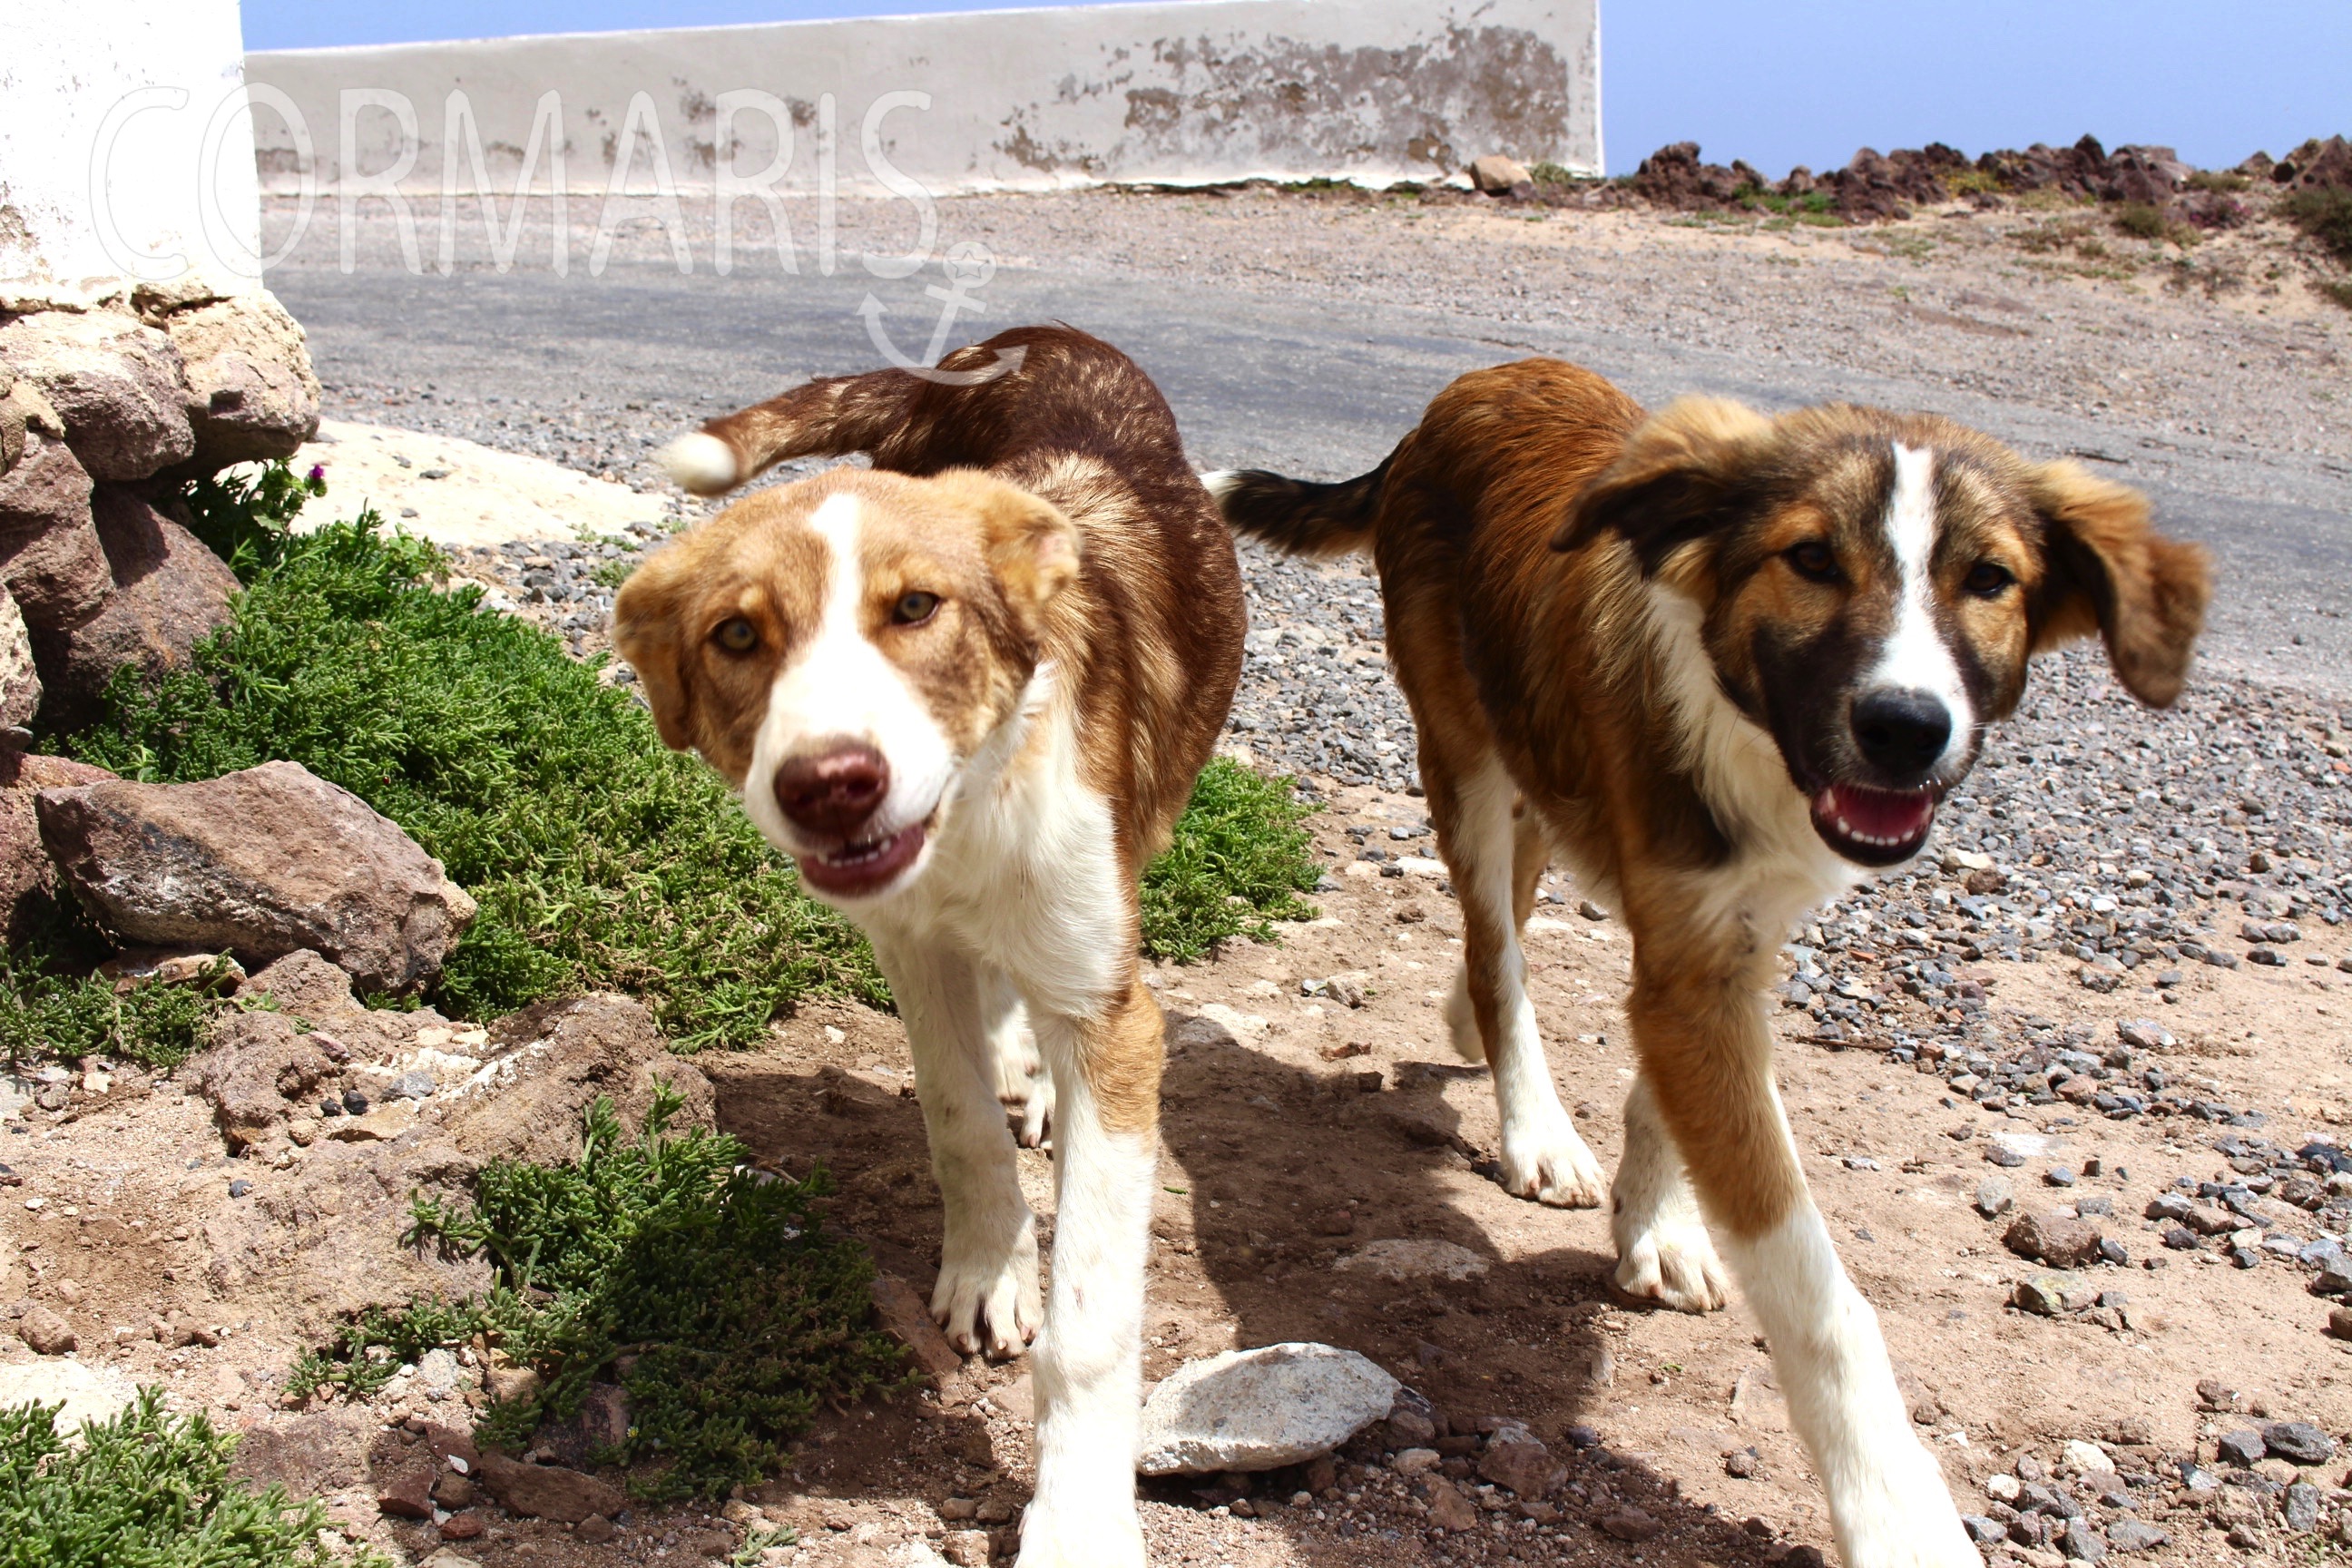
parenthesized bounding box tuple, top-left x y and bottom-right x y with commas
(270, 254, 2352, 697)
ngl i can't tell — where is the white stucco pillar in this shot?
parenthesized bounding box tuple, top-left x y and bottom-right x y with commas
(0, 1, 262, 298)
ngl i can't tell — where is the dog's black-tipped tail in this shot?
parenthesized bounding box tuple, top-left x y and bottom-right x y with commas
(1200, 456, 1389, 558)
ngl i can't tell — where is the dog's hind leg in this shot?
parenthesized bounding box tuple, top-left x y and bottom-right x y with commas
(1429, 756, 1603, 1208)
(1611, 1075, 1730, 1312)
(981, 964, 1053, 1149)
(1627, 939, 1974, 1564)
(871, 935, 1041, 1361)
(1018, 975, 1160, 1568)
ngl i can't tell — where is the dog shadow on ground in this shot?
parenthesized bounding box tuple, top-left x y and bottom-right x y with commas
(705, 1004, 1798, 1565)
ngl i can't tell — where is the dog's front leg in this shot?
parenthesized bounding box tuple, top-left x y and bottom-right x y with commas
(872, 936, 1041, 1359)
(1627, 956, 1975, 1567)
(1018, 975, 1160, 1568)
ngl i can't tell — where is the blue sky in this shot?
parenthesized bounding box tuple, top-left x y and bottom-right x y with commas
(243, 1, 2349, 176)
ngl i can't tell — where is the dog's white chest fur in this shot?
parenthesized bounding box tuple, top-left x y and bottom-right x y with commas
(871, 666, 1129, 1019)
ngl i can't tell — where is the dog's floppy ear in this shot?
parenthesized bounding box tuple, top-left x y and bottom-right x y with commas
(937, 472, 1080, 641)
(610, 543, 703, 753)
(2024, 461, 2210, 707)
(1553, 396, 1775, 568)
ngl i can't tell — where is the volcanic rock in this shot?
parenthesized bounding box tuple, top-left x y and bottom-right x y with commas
(30, 488, 238, 730)
(36, 760, 476, 994)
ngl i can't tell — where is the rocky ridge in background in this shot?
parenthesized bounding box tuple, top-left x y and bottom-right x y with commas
(0, 277, 320, 737)
(1479, 132, 2352, 232)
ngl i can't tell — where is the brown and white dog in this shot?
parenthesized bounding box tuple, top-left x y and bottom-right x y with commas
(613, 326, 1245, 1568)
(1209, 359, 2208, 1564)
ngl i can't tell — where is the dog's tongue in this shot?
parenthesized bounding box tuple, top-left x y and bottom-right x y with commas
(1819, 784, 1936, 844)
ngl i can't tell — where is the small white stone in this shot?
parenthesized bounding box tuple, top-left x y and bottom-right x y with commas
(1135, 1342, 1400, 1476)
(1985, 1473, 2022, 1501)
(2063, 1438, 2115, 1475)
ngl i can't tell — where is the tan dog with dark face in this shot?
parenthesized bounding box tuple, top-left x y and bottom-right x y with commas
(614, 326, 1244, 1568)
(1210, 359, 2208, 1567)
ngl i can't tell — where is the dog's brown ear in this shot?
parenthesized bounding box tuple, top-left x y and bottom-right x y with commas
(610, 544, 702, 753)
(1553, 396, 1775, 567)
(940, 473, 1080, 639)
(2024, 461, 2210, 707)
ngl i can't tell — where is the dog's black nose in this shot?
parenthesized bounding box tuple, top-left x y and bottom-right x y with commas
(774, 744, 890, 837)
(1851, 688, 1952, 779)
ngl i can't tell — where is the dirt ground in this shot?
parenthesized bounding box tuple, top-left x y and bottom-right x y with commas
(8, 763, 2347, 1566)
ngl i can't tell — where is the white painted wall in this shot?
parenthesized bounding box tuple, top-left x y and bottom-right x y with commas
(246, 0, 1600, 199)
(0, 2, 264, 293)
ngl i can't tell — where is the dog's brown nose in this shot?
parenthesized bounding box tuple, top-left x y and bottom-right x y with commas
(773, 744, 890, 837)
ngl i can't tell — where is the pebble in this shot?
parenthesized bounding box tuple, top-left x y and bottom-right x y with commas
(2260, 1420, 2337, 1465)
(2063, 1439, 2114, 1475)
(1134, 1343, 1400, 1475)
(1975, 1176, 2015, 1217)
(2103, 1520, 2169, 1551)
(2215, 1428, 2267, 1466)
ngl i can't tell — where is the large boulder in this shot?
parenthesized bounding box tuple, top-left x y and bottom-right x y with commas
(0, 431, 112, 633)
(2276, 135, 2352, 192)
(34, 760, 478, 995)
(2102, 144, 2192, 205)
(0, 744, 113, 941)
(162, 292, 322, 469)
(29, 488, 239, 730)
(0, 312, 196, 483)
(0, 582, 38, 728)
(1630, 142, 1754, 210)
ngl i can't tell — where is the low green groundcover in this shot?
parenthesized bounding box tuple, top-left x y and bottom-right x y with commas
(0, 1388, 380, 1568)
(289, 1087, 909, 1502)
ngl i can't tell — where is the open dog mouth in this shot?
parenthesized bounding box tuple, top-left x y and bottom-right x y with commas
(1808, 782, 1941, 866)
(796, 818, 929, 897)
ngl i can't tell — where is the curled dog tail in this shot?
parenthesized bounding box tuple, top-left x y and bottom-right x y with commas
(659, 367, 925, 496)
(1201, 455, 1390, 557)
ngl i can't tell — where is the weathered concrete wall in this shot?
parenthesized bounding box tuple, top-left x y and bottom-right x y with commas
(0, 1, 264, 296)
(245, 0, 1600, 199)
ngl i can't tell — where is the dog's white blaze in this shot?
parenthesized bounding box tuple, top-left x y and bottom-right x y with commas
(744, 491, 958, 878)
(1721, 1193, 1977, 1563)
(1866, 444, 1973, 760)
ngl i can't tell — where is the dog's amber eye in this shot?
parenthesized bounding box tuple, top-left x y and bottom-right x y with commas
(1786, 542, 1841, 584)
(892, 591, 941, 625)
(1964, 561, 2014, 597)
(713, 617, 759, 653)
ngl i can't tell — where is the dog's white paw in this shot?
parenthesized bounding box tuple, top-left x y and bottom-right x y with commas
(1830, 1455, 1980, 1568)
(1007, 1070, 1054, 1150)
(1442, 965, 1487, 1064)
(1612, 1213, 1730, 1313)
(1498, 1110, 1605, 1208)
(1016, 1497, 1145, 1568)
(931, 1230, 1041, 1359)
